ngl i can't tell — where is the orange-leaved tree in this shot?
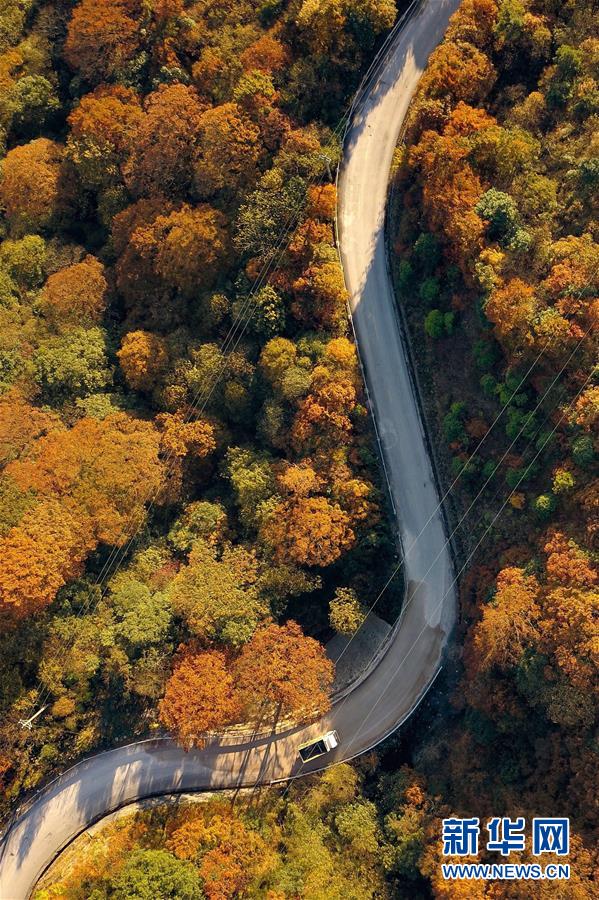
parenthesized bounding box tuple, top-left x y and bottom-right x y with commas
(64, 0, 141, 84)
(0, 138, 68, 235)
(159, 647, 241, 749)
(0, 499, 94, 622)
(6, 413, 165, 546)
(232, 620, 334, 720)
(262, 496, 354, 567)
(39, 256, 108, 327)
(68, 85, 143, 160)
(117, 330, 169, 392)
(123, 83, 205, 198)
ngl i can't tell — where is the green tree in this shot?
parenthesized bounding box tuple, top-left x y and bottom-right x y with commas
(329, 587, 367, 635)
(110, 850, 203, 900)
(0, 235, 47, 289)
(7, 75, 60, 135)
(334, 801, 381, 856)
(168, 539, 266, 646)
(475, 188, 520, 243)
(33, 327, 112, 402)
(225, 446, 277, 529)
(424, 309, 445, 338)
(168, 501, 228, 553)
(109, 579, 172, 649)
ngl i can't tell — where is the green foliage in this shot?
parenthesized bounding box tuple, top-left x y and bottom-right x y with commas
(480, 373, 497, 397)
(396, 259, 414, 295)
(571, 434, 595, 468)
(110, 850, 203, 900)
(329, 586, 367, 635)
(225, 446, 278, 529)
(505, 407, 537, 441)
(236, 169, 307, 258)
(109, 579, 172, 648)
(532, 492, 556, 520)
(168, 501, 227, 553)
(424, 308, 455, 338)
(334, 800, 380, 855)
(8, 76, 60, 134)
(451, 454, 480, 482)
(551, 468, 575, 494)
(418, 277, 440, 308)
(475, 188, 520, 244)
(0, 235, 47, 288)
(168, 539, 266, 646)
(251, 284, 286, 337)
(443, 401, 467, 445)
(412, 232, 440, 275)
(33, 327, 112, 401)
(546, 45, 583, 107)
(473, 338, 500, 372)
(505, 461, 538, 489)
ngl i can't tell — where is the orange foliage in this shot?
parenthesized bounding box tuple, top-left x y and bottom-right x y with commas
(445, 0, 498, 49)
(335, 477, 379, 525)
(540, 586, 598, 689)
(544, 532, 597, 588)
(155, 204, 229, 293)
(157, 412, 216, 459)
(111, 197, 173, 256)
(0, 138, 65, 235)
(306, 183, 337, 221)
(64, 0, 141, 84)
(117, 330, 169, 391)
(160, 648, 241, 749)
(115, 203, 229, 322)
(262, 496, 354, 567)
(68, 85, 143, 156)
(194, 103, 261, 198)
(276, 462, 323, 497)
(121, 204, 229, 297)
(288, 219, 334, 267)
(0, 500, 94, 621)
(570, 387, 599, 431)
(232, 621, 334, 719)
(124, 84, 205, 198)
(292, 378, 356, 452)
(467, 568, 541, 673)
(167, 808, 273, 900)
(292, 259, 348, 330)
(419, 35, 496, 104)
(409, 119, 487, 268)
(485, 278, 538, 351)
(199, 819, 272, 900)
(6, 414, 165, 546)
(40, 256, 108, 327)
(240, 34, 289, 73)
(0, 392, 61, 467)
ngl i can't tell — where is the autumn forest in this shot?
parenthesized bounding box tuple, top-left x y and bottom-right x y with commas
(0, 0, 597, 896)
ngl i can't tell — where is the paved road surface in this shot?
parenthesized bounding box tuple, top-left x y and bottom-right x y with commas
(0, 1, 461, 895)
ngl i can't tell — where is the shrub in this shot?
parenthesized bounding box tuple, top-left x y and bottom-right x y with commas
(571, 435, 595, 468)
(533, 493, 556, 520)
(419, 277, 440, 307)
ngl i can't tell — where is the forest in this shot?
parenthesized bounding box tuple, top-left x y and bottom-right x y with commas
(0, 0, 399, 803)
(387, 0, 598, 893)
(0, 0, 597, 896)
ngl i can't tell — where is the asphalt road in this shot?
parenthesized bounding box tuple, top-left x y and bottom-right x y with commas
(0, 1, 461, 895)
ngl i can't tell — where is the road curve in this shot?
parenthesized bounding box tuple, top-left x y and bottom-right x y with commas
(0, 2, 460, 896)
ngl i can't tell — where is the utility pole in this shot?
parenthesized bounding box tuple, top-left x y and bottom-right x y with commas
(318, 153, 333, 181)
(19, 705, 47, 730)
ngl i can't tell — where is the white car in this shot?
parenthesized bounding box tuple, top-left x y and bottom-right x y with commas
(298, 730, 340, 762)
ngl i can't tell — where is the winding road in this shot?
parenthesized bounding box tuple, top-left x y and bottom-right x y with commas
(0, 1, 461, 895)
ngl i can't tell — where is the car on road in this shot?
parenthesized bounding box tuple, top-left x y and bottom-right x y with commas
(298, 730, 340, 762)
